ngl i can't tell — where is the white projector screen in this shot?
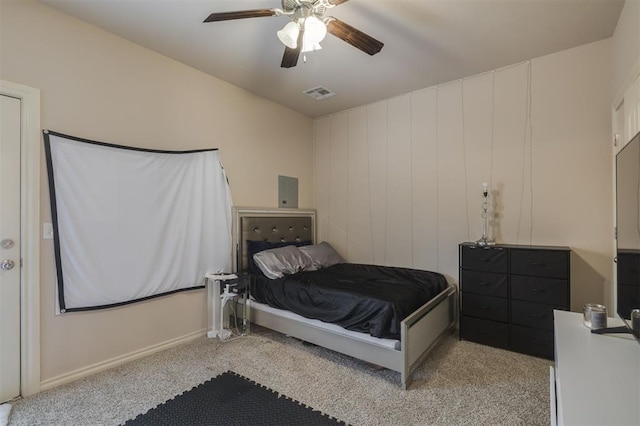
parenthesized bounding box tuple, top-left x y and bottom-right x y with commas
(43, 130, 233, 312)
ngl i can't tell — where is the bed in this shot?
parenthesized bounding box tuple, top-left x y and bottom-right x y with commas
(232, 207, 457, 389)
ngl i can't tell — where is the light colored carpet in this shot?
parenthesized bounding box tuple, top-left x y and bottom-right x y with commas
(8, 327, 552, 425)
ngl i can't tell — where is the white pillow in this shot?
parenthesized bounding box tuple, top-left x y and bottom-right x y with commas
(252, 245, 314, 279)
(298, 241, 345, 270)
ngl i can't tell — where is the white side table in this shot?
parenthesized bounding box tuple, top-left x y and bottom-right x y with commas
(553, 310, 640, 425)
(205, 273, 238, 340)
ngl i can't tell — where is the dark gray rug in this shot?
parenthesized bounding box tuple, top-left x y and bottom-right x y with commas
(122, 371, 346, 425)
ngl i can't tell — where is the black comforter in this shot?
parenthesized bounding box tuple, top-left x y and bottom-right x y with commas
(250, 263, 447, 339)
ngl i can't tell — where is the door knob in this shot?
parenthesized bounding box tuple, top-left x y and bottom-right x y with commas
(1, 259, 15, 270)
(0, 239, 14, 249)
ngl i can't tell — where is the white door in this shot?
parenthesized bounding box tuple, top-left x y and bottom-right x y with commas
(0, 94, 21, 403)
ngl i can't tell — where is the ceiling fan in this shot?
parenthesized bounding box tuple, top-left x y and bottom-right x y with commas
(203, 0, 384, 68)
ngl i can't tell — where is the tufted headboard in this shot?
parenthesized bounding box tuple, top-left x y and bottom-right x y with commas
(233, 208, 316, 273)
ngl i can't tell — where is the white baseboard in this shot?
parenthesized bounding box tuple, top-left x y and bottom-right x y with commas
(40, 329, 207, 391)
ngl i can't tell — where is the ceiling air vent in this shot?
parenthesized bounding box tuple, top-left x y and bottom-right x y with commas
(303, 86, 336, 100)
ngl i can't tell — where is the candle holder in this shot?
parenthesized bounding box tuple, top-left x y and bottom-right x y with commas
(476, 182, 494, 246)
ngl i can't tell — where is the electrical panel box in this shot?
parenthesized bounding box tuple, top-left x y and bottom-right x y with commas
(278, 175, 298, 208)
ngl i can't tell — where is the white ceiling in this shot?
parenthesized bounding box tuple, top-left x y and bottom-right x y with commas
(38, 0, 624, 118)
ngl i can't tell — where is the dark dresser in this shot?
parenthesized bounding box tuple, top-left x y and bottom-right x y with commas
(616, 249, 640, 319)
(459, 242, 570, 359)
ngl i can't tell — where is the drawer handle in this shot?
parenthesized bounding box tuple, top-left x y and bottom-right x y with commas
(478, 330, 489, 335)
(529, 313, 544, 319)
(477, 282, 488, 286)
(530, 262, 546, 266)
(532, 340, 546, 345)
(530, 288, 545, 293)
(479, 305, 489, 310)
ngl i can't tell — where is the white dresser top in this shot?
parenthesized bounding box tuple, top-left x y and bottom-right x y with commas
(554, 310, 640, 425)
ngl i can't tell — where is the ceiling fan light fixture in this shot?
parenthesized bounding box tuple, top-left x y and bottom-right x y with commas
(301, 42, 322, 53)
(303, 15, 327, 45)
(277, 21, 300, 48)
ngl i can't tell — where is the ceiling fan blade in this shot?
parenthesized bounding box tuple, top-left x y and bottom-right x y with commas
(203, 9, 276, 23)
(326, 18, 383, 56)
(281, 46, 300, 68)
(281, 29, 304, 68)
(327, 0, 351, 5)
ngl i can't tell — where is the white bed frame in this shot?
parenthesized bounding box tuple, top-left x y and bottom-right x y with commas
(232, 207, 457, 390)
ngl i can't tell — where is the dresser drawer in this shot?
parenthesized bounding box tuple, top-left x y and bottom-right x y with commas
(460, 316, 508, 349)
(617, 251, 640, 287)
(460, 270, 508, 297)
(511, 276, 568, 305)
(462, 293, 508, 322)
(460, 245, 507, 273)
(618, 284, 640, 319)
(510, 249, 569, 278)
(510, 325, 554, 359)
(511, 300, 559, 330)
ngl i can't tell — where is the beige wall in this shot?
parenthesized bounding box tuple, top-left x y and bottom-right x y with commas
(612, 0, 640, 102)
(314, 39, 613, 313)
(0, 1, 313, 382)
(0, 0, 627, 388)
